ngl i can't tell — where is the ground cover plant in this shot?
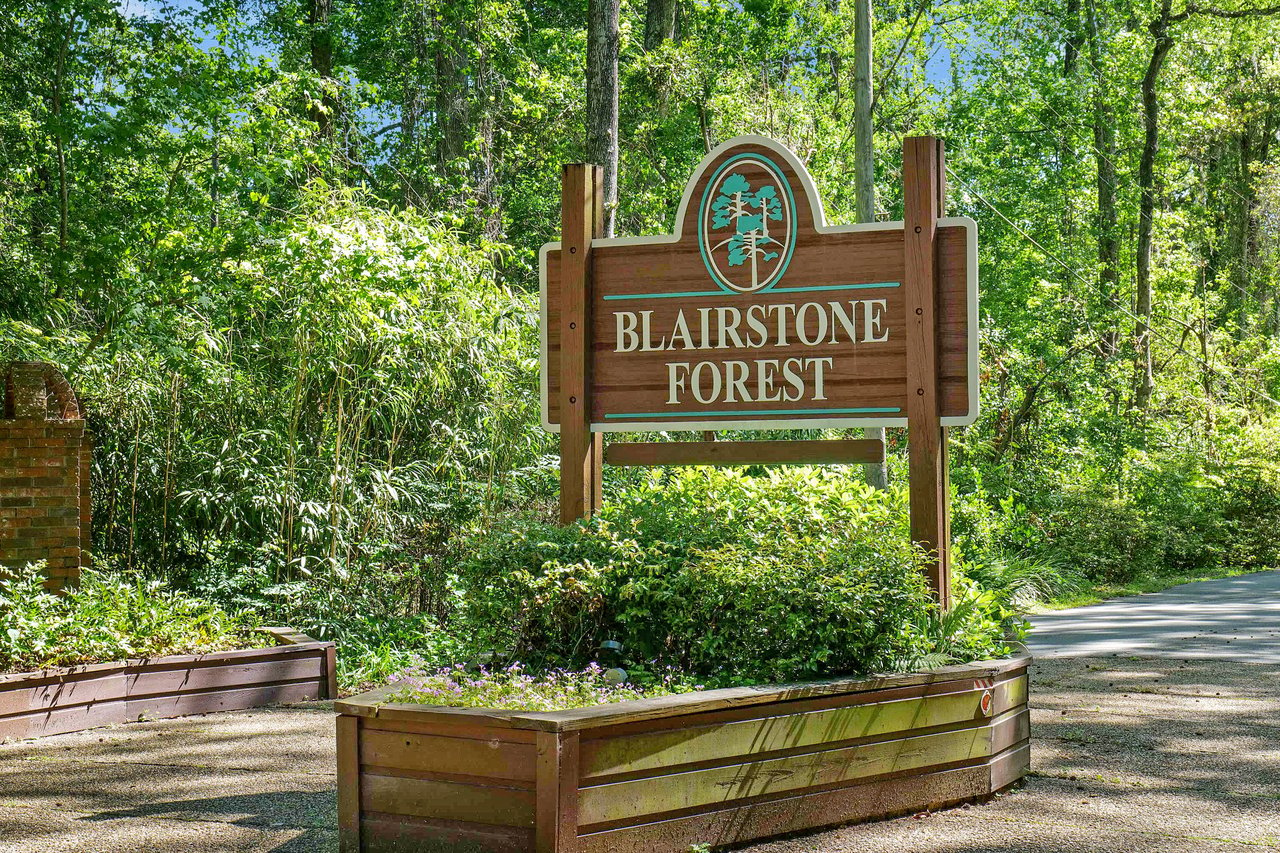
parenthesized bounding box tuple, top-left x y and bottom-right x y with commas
(384, 661, 701, 712)
(0, 564, 262, 672)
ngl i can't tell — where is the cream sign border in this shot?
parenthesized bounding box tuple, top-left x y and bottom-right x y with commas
(539, 134, 980, 434)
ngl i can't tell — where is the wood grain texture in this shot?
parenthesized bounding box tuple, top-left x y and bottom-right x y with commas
(335, 659, 1030, 853)
(361, 812, 533, 853)
(576, 671, 1026, 744)
(903, 135, 951, 608)
(576, 712, 1009, 826)
(574, 759, 993, 853)
(535, 731, 580, 853)
(361, 729, 537, 782)
(338, 715, 362, 853)
(543, 228, 972, 426)
(579, 677, 1027, 781)
(0, 633, 333, 741)
(123, 655, 324, 696)
(542, 140, 975, 430)
(362, 773, 537, 828)
(605, 438, 883, 467)
(505, 657, 1028, 732)
(559, 164, 597, 524)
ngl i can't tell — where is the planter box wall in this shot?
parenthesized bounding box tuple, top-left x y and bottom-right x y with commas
(335, 655, 1031, 853)
(0, 629, 337, 741)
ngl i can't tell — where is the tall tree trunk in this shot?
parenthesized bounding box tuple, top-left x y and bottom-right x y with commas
(587, 0, 620, 236)
(823, 0, 842, 111)
(1057, 0, 1081, 291)
(643, 0, 678, 51)
(435, 11, 471, 172)
(210, 122, 220, 230)
(1234, 127, 1254, 336)
(399, 0, 429, 208)
(309, 0, 336, 138)
(1263, 109, 1280, 335)
(1064, 0, 1081, 76)
(853, 0, 872, 223)
(853, 0, 887, 490)
(1084, 0, 1119, 355)
(474, 47, 503, 241)
(1134, 0, 1173, 410)
(51, 11, 77, 296)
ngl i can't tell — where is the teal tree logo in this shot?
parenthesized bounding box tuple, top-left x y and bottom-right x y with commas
(698, 154, 795, 293)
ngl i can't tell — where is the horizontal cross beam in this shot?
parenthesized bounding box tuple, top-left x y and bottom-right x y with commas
(605, 439, 885, 467)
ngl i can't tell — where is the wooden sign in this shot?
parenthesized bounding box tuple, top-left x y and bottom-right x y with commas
(540, 135, 977, 433)
(545, 136, 973, 608)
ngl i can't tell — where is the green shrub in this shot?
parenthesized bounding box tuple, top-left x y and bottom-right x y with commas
(0, 564, 260, 672)
(960, 552, 1082, 610)
(1040, 491, 1164, 583)
(454, 468, 1017, 685)
(1218, 463, 1280, 569)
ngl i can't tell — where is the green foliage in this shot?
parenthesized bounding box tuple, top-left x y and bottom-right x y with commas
(385, 662, 700, 711)
(0, 564, 259, 672)
(959, 553, 1083, 611)
(1040, 491, 1163, 583)
(455, 469, 1016, 685)
(0, 0, 1278, 688)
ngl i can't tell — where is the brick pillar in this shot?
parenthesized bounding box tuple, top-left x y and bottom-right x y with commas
(0, 362, 90, 591)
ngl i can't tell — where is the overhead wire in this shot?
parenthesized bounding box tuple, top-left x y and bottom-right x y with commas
(945, 166, 1280, 407)
(936, 18, 1266, 311)
(923, 16, 1277, 408)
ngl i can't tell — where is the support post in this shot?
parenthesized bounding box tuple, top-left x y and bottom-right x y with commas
(903, 136, 951, 609)
(560, 164, 604, 524)
(535, 730, 580, 853)
(336, 715, 361, 852)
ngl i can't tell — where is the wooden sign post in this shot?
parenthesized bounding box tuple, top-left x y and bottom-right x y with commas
(904, 137, 952, 609)
(546, 136, 974, 605)
(558, 163, 604, 524)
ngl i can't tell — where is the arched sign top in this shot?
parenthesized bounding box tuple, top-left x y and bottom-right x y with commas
(674, 135, 825, 253)
(538, 133, 978, 434)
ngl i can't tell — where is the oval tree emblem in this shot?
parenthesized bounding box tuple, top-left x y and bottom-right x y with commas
(698, 152, 797, 294)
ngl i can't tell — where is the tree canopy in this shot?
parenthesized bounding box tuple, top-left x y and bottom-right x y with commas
(1, 0, 1279, 666)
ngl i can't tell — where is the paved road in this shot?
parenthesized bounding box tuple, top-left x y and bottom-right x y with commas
(3, 570, 1279, 852)
(1027, 569, 1280, 662)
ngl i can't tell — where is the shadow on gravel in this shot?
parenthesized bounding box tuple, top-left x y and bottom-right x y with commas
(83, 789, 335, 830)
(1030, 658, 1280, 803)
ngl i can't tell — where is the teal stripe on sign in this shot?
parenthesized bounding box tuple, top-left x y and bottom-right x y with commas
(601, 290, 724, 301)
(770, 281, 900, 294)
(604, 407, 902, 419)
(600, 282, 900, 302)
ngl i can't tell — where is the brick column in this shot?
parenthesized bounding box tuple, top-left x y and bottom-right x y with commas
(0, 362, 90, 591)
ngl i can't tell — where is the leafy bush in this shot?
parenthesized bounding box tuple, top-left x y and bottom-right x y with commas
(960, 552, 1082, 610)
(1039, 490, 1164, 583)
(1217, 462, 1280, 569)
(0, 565, 260, 672)
(453, 468, 1017, 686)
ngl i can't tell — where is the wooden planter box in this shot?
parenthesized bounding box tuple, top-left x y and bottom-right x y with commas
(0, 627, 337, 741)
(335, 655, 1030, 853)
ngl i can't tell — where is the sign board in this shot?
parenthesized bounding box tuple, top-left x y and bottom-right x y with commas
(540, 135, 978, 433)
